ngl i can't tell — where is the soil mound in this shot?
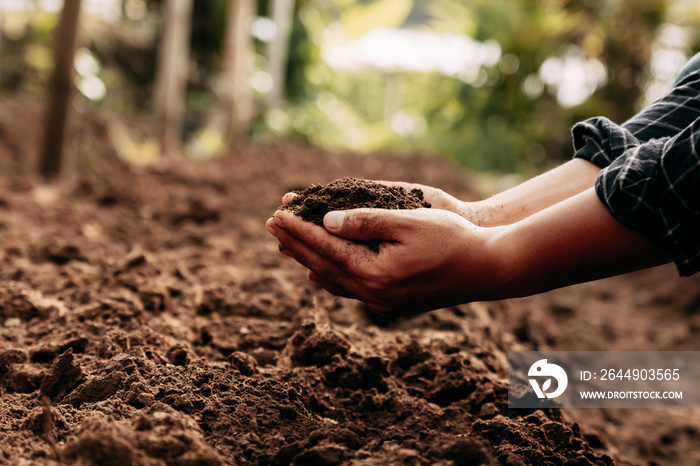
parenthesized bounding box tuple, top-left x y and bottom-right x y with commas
(282, 177, 431, 226)
(281, 177, 431, 251)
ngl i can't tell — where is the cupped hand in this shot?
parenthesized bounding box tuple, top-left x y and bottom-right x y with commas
(266, 206, 506, 315)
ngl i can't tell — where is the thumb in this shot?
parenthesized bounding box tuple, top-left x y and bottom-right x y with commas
(323, 208, 412, 241)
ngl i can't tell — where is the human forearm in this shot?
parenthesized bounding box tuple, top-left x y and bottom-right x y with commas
(333, 159, 600, 228)
(491, 188, 670, 298)
(468, 158, 601, 227)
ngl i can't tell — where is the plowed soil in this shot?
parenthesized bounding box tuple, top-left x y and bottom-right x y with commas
(1, 97, 700, 465)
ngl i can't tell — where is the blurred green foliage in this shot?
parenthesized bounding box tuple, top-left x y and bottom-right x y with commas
(0, 10, 58, 94)
(1, 0, 698, 174)
(278, 0, 700, 174)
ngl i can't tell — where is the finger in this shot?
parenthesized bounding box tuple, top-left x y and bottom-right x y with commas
(371, 180, 420, 190)
(266, 217, 278, 238)
(282, 192, 297, 205)
(323, 208, 429, 242)
(371, 180, 433, 197)
(308, 270, 321, 284)
(274, 210, 376, 267)
(375, 182, 462, 212)
(270, 213, 361, 288)
(382, 183, 452, 209)
(279, 245, 295, 259)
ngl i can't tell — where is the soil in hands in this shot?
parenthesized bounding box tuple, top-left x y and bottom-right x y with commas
(282, 177, 431, 225)
(281, 177, 431, 251)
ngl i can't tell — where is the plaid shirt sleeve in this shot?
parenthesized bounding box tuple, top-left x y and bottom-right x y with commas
(571, 71, 700, 276)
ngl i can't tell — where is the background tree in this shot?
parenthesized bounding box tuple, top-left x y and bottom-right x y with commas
(265, 0, 296, 110)
(39, 0, 82, 178)
(221, 0, 257, 138)
(153, 0, 194, 156)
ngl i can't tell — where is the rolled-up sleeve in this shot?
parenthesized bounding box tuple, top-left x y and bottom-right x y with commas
(572, 116, 641, 168)
(572, 69, 700, 167)
(573, 116, 700, 276)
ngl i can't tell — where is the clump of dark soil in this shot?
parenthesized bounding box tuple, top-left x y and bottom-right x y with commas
(282, 177, 431, 226)
(281, 177, 431, 251)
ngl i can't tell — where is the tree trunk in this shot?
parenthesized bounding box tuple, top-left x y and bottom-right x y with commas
(222, 0, 257, 138)
(0, 9, 4, 82)
(153, 0, 194, 157)
(265, 0, 295, 109)
(39, 0, 82, 179)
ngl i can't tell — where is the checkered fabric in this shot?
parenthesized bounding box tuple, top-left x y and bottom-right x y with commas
(572, 70, 700, 276)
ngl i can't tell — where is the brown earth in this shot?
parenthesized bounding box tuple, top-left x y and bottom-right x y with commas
(0, 96, 699, 465)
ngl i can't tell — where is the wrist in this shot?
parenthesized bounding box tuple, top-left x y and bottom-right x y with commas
(450, 224, 519, 303)
(461, 200, 491, 227)
(464, 199, 518, 228)
(480, 225, 522, 299)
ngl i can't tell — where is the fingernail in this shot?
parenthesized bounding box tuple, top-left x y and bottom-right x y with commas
(324, 211, 345, 230)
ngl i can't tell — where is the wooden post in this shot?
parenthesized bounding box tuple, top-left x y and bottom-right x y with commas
(39, 0, 82, 179)
(0, 9, 4, 82)
(153, 0, 194, 156)
(222, 0, 256, 138)
(265, 0, 295, 109)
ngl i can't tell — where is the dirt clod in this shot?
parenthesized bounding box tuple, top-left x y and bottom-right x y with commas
(288, 323, 350, 367)
(228, 351, 257, 375)
(39, 349, 84, 401)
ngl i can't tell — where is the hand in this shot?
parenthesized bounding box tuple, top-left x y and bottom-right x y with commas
(266, 207, 506, 315)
